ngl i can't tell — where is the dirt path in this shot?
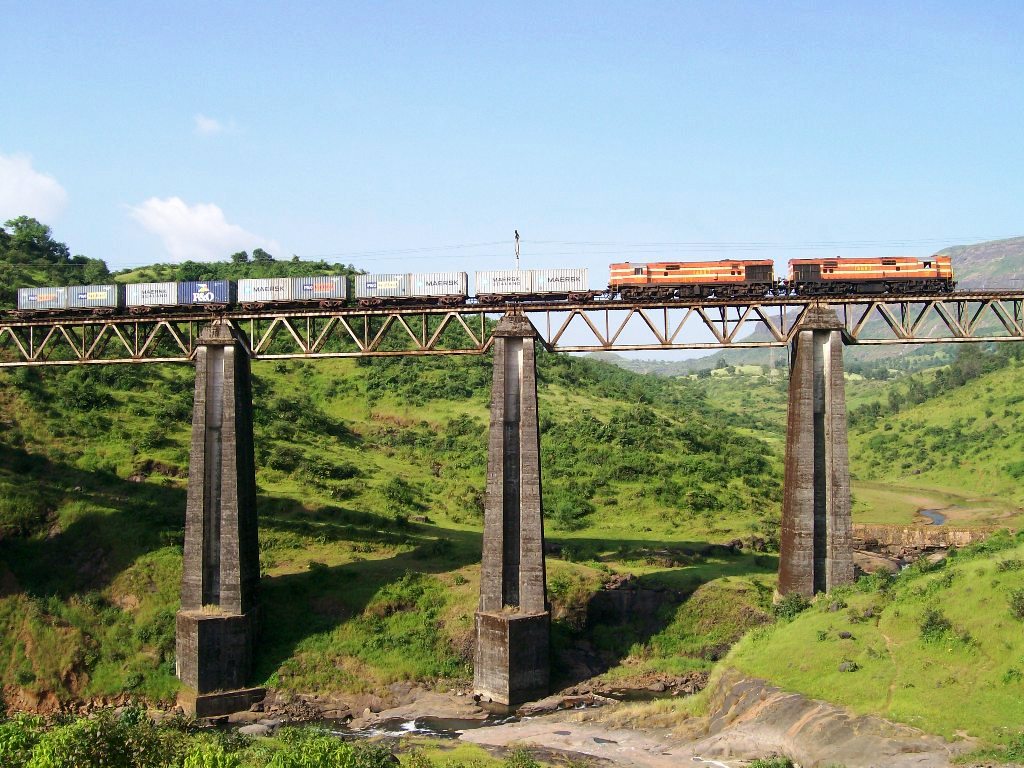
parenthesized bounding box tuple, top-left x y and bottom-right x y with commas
(881, 629, 898, 714)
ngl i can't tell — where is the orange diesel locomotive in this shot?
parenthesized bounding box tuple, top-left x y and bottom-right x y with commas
(609, 260, 776, 300)
(786, 256, 954, 295)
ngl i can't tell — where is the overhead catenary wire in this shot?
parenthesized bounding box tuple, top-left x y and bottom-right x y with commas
(5, 234, 1015, 269)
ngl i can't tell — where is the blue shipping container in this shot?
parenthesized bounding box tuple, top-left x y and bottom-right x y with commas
(177, 280, 233, 305)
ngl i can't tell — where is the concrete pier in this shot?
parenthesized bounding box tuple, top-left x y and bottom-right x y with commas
(778, 305, 855, 596)
(176, 320, 263, 716)
(474, 313, 550, 705)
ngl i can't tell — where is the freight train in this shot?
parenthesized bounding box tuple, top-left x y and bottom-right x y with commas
(13, 256, 955, 316)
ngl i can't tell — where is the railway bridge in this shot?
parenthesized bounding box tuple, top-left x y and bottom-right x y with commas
(3, 292, 1024, 713)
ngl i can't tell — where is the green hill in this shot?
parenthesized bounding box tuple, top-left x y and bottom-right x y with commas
(725, 531, 1024, 747)
(939, 235, 1024, 290)
(0, 336, 783, 706)
(6, 221, 1024, 756)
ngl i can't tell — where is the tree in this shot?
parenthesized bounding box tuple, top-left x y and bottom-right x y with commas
(252, 247, 274, 263)
(0, 217, 109, 308)
(2, 216, 71, 264)
(230, 250, 250, 264)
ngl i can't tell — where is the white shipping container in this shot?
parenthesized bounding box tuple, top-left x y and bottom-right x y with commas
(356, 273, 409, 299)
(127, 282, 178, 307)
(409, 272, 468, 297)
(475, 270, 534, 296)
(238, 278, 292, 303)
(533, 268, 589, 294)
(290, 276, 348, 301)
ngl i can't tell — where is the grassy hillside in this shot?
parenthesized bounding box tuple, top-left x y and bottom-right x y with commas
(939, 234, 1024, 290)
(725, 531, 1024, 746)
(847, 343, 1024, 526)
(0, 345, 782, 707)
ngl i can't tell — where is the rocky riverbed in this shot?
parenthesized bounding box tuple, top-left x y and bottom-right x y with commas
(211, 670, 977, 768)
(464, 671, 977, 768)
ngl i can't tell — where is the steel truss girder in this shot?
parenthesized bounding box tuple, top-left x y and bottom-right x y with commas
(2, 294, 1024, 366)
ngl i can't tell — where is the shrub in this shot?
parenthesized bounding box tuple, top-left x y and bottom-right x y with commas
(919, 608, 953, 642)
(773, 592, 810, 621)
(1008, 589, 1024, 621)
(24, 711, 174, 768)
(0, 715, 43, 768)
(185, 743, 241, 768)
(268, 728, 395, 768)
(1007, 732, 1024, 761)
(504, 748, 541, 768)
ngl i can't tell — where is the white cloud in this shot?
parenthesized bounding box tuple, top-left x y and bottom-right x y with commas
(0, 152, 69, 222)
(194, 114, 232, 136)
(128, 196, 280, 262)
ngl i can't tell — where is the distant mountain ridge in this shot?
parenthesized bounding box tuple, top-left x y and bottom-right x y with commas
(938, 235, 1024, 290)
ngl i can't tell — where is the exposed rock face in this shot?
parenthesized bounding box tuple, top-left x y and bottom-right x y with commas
(682, 670, 975, 767)
(462, 671, 974, 768)
(853, 524, 990, 558)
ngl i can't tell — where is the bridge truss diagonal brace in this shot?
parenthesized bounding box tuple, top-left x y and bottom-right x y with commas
(778, 306, 854, 597)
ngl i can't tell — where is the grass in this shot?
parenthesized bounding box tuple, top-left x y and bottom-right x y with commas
(0, 349, 788, 704)
(6, 323, 1024, 757)
(399, 740, 507, 767)
(849, 358, 1024, 525)
(727, 531, 1024, 745)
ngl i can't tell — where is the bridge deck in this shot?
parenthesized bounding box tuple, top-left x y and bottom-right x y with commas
(1, 292, 1023, 365)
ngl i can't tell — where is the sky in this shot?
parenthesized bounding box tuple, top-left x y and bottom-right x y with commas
(2, 1, 1023, 278)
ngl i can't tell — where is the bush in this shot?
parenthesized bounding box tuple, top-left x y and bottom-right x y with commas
(0, 715, 43, 768)
(1008, 589, 1024, 621)
(1006, 732, 1024, 761)
(919, 607, 953, 642)
(773, 592, 810, 621)
(185, 743, 241, 768)
(24, 711, 174, 768)
(268, 728, 396, 768)
(503, 748, 541, 768)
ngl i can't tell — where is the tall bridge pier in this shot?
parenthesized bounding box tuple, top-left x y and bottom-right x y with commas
(778, 305, 855, 596)
(175, 320, 263, 716)
(474, 313, 550, 705)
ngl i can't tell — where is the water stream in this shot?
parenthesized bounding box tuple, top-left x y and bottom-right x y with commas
(919, 509, 947, 525)
(331, 714, 517, 740)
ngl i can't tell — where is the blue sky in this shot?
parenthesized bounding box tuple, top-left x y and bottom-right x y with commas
(2, 1, 1022, 276)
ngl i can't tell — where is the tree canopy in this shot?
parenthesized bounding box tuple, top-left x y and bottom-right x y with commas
(0, 217, 110, 308)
